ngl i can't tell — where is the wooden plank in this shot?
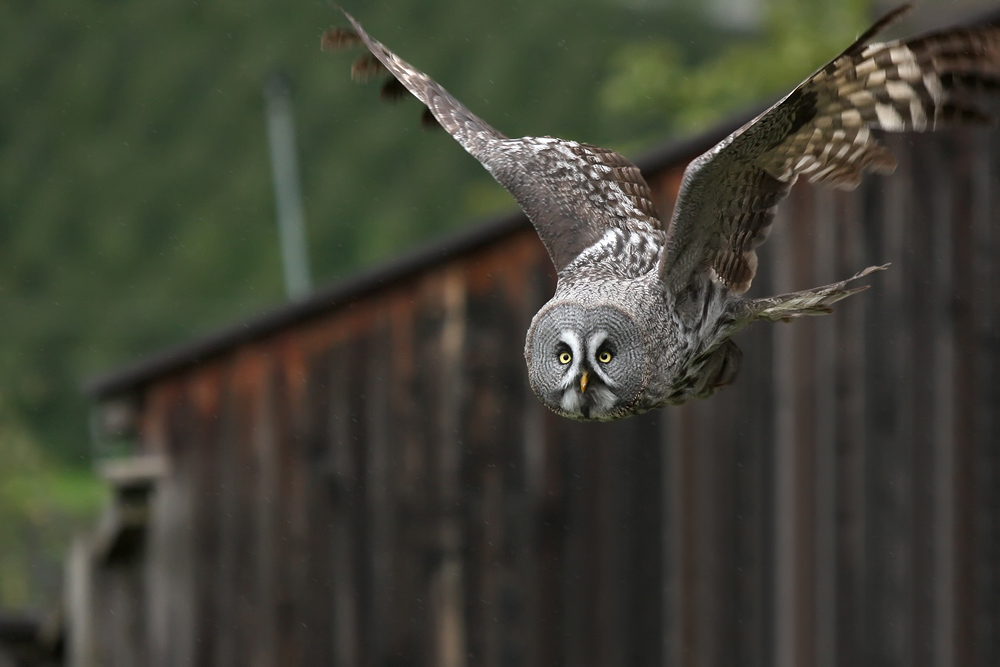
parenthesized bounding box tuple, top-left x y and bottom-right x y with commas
(739, 202, 779, 667)
(665, 390, 747, 667)
(519, 258, 555, 667)
(558, 420, 590, 667)
(581, 422, 609, 667)
(533, 411, 569, 667)
(191, 371, 223, 667)
(406, 285, 450, 665)
(228, 353, 265, 667)
(622, 412, 663, 667)
(946, 130, 978, 667)
(461, 268, 540, 667)
(298, 347, 336, 667)
(660, 409, 676, 667)
(213, 374, 238, 667)
(664, 403, 698, 667)
(974, 129, 1000, 667)
(988, 129, 1000, 667)
(833, 186, 868, 667)
(338, 336, 377, 666)
(434, 270, 467, 667)
(271, 349, 312, 667)
(363, 316, 397, 666)
(703, 397, 738, 667)
(384, 296, 429, 665)
(327, 342, 359, 667)
(145, 388, 200, 667)
(813, 186, 838, 667)
(906, 136, 940, 667)
(250, 357, 278, 667)
(862, 137, 912, 667)
(594, 420, 627, 667)
(772, 184, 818, 667)
(732, 320, 774, 667)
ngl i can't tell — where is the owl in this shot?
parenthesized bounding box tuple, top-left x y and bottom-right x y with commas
(324, 6, 1000, 421)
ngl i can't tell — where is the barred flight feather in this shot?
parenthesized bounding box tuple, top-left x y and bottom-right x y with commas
(380, 77, 409, 102)
(351, 54, 386, 83)
(320, 27, 362, 52)
(663, 6, 1000, 295)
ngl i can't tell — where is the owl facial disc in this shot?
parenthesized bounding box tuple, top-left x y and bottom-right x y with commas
(525, 302, 648, 421)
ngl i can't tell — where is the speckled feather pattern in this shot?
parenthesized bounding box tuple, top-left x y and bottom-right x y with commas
(329, 6, 1000, 419)
(664, 7, 1000, 295)
(330, 15, 662, 274)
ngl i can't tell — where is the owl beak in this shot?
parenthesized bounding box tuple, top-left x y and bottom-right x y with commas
(579, 371, 590, 394)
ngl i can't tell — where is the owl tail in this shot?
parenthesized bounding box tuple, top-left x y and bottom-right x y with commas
(738, 263, 888, 323)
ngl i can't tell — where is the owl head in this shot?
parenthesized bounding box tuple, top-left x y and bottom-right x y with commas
(525, 300, 650, 421)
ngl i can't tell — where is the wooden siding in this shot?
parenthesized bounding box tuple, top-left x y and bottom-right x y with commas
(79, 128, 1000, 667)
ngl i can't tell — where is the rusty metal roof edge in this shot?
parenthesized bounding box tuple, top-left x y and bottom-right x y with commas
(82, 107, 774, 401)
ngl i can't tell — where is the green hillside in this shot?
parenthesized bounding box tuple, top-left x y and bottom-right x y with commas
(0, 0, 879, 609)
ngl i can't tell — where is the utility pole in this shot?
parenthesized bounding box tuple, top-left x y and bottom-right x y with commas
(264, 72, 312, 300)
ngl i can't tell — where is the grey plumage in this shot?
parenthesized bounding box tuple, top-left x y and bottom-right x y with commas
(325, 5, 1000, 421)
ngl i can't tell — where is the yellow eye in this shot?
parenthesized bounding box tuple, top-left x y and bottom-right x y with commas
(558, 352, 572, 365)
(598, 350, 613, 363)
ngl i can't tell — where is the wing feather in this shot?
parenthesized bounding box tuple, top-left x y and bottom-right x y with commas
(662, 5, 1000, 294)
(325, 11, 662, 273)
(324, 14, 506, 158)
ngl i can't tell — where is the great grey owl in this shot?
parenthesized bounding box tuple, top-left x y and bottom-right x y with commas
(324, 5, 1000, 421)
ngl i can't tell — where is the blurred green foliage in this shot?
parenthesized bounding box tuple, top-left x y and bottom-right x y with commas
(0, 0, 898, 610)
(601, 0, 870, 132)
(0, 404, 106, 608)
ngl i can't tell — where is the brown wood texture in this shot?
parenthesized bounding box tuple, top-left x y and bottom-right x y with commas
(81, 128, 1000, 667)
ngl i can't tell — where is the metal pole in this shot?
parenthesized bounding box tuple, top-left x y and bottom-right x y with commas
(264, 72, 312, 300)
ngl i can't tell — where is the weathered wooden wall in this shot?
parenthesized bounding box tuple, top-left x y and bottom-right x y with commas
(80, 127, 1000, 667)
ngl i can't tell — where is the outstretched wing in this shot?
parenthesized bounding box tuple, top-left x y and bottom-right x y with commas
(324, 11, 663, 274)
(661, 5, 1000, 294)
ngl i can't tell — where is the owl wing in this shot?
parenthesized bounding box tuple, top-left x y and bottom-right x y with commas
(326, 11, 663, 274)
(661, 5, 1000, 295)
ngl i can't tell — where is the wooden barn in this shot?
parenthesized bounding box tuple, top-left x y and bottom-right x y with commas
(27, 77, 1000, 667)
